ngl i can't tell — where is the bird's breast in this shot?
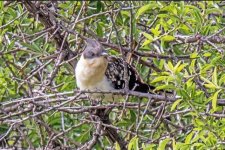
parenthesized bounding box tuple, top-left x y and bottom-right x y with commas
(75, 56, 127, 101)
(75, 55, 109, 90)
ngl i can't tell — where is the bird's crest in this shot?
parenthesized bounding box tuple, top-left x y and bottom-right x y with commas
(85, 38, 102, 51)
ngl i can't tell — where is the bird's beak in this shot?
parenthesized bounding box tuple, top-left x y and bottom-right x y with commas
(101, 50, 108, 57)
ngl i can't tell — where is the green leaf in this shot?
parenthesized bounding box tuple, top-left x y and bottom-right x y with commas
(179, 89, 190, 99)
(0, 1, 3, 11)
(161, 35, 175, 42)
(136, 4, 156, 19)
(176, 63, 188, 73)
(115, 142, 121, 150)
(203, 52, 211, 57)
(142, 143, 156, 150)
(128, 136, 139, 150)
(212, 67, 217, 86)
(168, 61, 174, 71)
(21, 42, 42, 53)
(160, 4, 178, 15)
(155, 85, 175, 91)
(142, 32, 153, 41)
(151, 76, 168, 83)
(186, 5, 202, 24)
(206, 132, 217, 146)
(179, 24, 191, 34)
(185, 131, 194, 144)
(205, 8, 222, 15)
(174, 61, 181, 71)
(211, 89, 221, 111)
(172, 138, 177, 150)
(151, 25, 161, 37)
(96, 1, 102, 12)
(190, 52, 198, 59)
(157, 138, 170, 150)
(76, 128, 91, 142)
(200, 76, 217, 89)
(204, 83, 217, 89)
(194, 118, 205, 126)
(96, 23, 103, 37)
(219, 74, 225, 86)
(121, 11, 130, 18)
(164, 61, 174, 72)
(129, 109, 136, 122)
(211, 56, 222, 65)
(142, 40, 152, 47)
(17, 3, 23, 14)
(171, 99, 182, 111)
(201, 64, 214, 74)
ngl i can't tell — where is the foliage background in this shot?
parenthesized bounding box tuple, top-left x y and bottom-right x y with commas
(0, 1, 225, 149)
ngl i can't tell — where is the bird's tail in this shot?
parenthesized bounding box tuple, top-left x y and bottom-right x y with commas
(95, 108, 127, 149)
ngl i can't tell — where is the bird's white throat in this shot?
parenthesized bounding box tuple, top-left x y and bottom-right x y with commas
(75, 55, 111, 90)
(75, 55, 120, 101)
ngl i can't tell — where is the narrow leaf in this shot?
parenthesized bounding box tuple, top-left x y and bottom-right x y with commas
(161, 35, 175, 42)
(142, 32, 153, 41)
(151, 76, 168, 83)
(204, 83, 217, 89)
(212, 67, 217, 86)
(115, 142, 121, 150)
(171, 99, 182, 111)
(200, 76, 217, 89)
(176, 64, 188, 73)
(212, 89, 221, 111)
(185, 131, 194, 144)
(142, 40, 152, 47)
(157, 138, 170, 150)
(136, 4, 155, 19)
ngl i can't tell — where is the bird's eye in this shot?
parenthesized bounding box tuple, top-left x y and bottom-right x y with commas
(83, 50, 96, 59)
(88, 51, 95, 57)
(87, 51, 95, 58)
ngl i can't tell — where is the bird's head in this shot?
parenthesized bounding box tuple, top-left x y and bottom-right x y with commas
(82, 38, 108, 59)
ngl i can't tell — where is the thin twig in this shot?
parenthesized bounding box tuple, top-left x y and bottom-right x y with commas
(0, 11, 27, 29)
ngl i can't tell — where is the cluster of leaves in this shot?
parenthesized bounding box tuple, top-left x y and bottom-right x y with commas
(0, 1, 225, 149)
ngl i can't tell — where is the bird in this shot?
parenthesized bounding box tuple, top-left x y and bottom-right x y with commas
(75, 38, 170, 149)
(75, 38, 156, 101)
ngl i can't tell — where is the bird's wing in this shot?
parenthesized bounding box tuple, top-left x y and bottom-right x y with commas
(105, 56, 153, 93)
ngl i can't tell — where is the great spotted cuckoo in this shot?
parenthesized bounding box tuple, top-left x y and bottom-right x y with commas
(75, 38, 158, 101)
